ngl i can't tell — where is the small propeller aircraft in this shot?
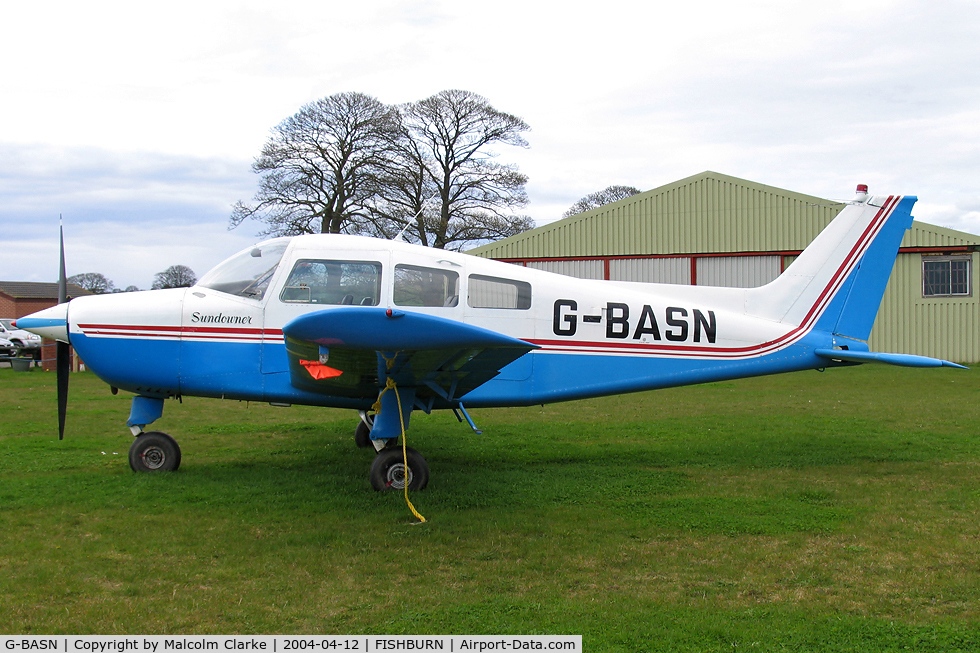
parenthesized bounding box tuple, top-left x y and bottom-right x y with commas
(16, 186, 965, 492)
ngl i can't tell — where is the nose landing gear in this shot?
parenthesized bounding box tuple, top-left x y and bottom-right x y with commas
(129, 431, 182, 472)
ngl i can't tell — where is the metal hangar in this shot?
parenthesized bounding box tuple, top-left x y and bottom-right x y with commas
(469, 171, 980, 363)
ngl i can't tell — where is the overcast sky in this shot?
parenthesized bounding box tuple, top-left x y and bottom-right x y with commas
(2, 0, 979, 290)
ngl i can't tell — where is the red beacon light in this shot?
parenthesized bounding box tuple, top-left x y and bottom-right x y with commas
(855, 184, 869, 202)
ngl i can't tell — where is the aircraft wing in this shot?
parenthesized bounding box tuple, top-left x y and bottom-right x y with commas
(281, 307, 538, 406)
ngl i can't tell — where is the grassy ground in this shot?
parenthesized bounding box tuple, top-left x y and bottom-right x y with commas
(0, 364, 979, 650)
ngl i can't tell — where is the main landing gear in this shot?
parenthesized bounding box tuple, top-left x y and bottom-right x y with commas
(356, 411, 430, 491)
(370, 446, 429, 491)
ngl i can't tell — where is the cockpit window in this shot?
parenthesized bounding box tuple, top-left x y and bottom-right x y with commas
(196, 239, 290, 300)
(280, 259, 382, 305)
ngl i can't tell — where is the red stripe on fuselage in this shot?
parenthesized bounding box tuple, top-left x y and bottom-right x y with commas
(77, 323, 284, 342)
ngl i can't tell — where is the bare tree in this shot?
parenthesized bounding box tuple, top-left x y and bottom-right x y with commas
(152, 265, 197, 290)
(230, 92, 402, 237)
(562, 185, 642, 219)
(67, 272, 115, 294)
(361, 135, 438, 243)
(392, 89, 534, 249)
(231, 90, 534, 248)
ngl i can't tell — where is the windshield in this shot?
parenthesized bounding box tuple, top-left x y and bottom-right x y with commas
(196, 238, 291, 299)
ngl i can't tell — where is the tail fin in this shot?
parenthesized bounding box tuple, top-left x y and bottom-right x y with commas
(746, 190, 915, 342)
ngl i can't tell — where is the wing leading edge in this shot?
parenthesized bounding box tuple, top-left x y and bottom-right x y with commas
(281, 307, 538, 407)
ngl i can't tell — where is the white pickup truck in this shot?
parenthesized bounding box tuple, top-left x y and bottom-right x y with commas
(0, 318, 42, 359)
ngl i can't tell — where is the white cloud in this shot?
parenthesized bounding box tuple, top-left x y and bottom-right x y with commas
(2, 0, 980, 287)
(0, 144, 260, 288)
(1, 219, 259, 291)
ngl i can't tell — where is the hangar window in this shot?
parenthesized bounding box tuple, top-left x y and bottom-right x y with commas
(280, 260, 382, 305)
(394, 264, 459, 307)
(468, 274, 532, 309)
(922, 256, 972, 297)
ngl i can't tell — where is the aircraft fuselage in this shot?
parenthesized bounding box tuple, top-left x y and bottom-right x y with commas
(61, 232, 842, 410)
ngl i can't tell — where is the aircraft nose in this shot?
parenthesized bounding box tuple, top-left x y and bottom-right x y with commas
(16, 303, 70, 343)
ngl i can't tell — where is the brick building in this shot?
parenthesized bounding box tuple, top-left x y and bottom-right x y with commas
(0, 281, 91, 370)
(0, 281, 91, 319)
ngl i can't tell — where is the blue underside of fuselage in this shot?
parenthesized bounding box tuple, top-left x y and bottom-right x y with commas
(70, 328, 845, 411)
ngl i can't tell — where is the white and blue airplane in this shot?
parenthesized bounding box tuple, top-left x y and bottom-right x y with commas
(16, 186, 965, 491)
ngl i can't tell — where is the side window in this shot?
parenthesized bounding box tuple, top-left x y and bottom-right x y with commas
(280, 260, 382, 305)
(468, 274, 532, 309)
(394, 264, 460, 307)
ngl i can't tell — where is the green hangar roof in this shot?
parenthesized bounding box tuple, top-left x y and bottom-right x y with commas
(469, 171, 980, 259)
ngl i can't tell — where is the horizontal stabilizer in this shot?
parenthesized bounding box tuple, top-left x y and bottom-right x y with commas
(814, 348, 967, 369)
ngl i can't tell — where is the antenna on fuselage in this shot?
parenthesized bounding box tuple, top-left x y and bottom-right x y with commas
(393, 208, 425, 243)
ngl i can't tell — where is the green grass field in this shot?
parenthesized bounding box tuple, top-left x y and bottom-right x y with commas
(1, 364, 979, 650)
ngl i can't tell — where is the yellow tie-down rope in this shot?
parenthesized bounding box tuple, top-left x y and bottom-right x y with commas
(372, 373, 426, 524)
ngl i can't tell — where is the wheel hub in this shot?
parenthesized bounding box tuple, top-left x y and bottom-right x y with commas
(141, 446, 167, 470)
(386, 462, 413, 490)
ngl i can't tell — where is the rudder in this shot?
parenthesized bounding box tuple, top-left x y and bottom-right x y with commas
(826, 195, 916, 342)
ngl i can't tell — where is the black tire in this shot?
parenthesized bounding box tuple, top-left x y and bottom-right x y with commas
(369, 446, 429, 491)
(129, 431, 181, 472)
(355, 420, 373, 448)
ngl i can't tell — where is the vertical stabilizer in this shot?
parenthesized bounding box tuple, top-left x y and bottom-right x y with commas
(746, 189, 915, 341)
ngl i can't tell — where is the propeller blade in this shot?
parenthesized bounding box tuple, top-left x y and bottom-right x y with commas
(58, 218, 67, 304)
(57, 216, 69, 439)
(57, 341, 69, 440)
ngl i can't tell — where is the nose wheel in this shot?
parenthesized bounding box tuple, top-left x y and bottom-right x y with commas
(129, 431, 182, 472)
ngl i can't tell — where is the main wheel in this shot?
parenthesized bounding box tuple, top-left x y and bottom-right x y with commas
(369, 447, 429, 491)
(354, 420, 373, 448)
(129, 431, 182, 472)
